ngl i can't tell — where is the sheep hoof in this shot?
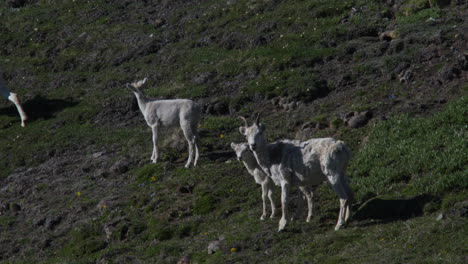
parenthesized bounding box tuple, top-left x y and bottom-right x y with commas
(278, 218, 287, 231)
(260, 215, 266, 221)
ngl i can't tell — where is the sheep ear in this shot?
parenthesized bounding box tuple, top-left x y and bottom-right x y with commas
(230, 142, 236, 149)
(239, 126, 247, 135)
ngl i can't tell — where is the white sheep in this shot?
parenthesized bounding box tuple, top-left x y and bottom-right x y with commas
(239, 114, 354, 231)
(127, 78, 201, 168)
(0, 69, 27, 127)
(230, 142, 277, 220)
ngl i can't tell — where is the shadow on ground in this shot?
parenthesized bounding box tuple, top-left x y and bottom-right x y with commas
(352, 194, 437, 227)
(0, 95, 78, 123)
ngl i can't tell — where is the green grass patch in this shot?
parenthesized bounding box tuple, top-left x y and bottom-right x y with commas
(350, 97, 468, 200)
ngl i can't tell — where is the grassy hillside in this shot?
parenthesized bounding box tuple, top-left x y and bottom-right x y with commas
(0, 0, 466, 263)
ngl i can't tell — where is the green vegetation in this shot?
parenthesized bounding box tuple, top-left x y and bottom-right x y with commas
(0, 0, 466, 263)
(351, 96, 468, 200)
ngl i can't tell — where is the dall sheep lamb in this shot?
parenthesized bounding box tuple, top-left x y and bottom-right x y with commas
(239, 115, 354, 231)
(231, 142, 277, 220)
(0, 68, 27, 127)
(127, 78, 201, 168)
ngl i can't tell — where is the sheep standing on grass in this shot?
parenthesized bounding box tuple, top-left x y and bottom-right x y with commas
(127, 78, 201, 168)
(231, 142, 277, 220)
(239, 114, 354, 231)
(0, 69, 27, 127)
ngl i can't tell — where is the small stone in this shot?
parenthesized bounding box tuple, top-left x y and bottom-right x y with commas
(9, 203, 21, 212)
(207, 236, 225, 254)
(178, 256, 190, 264)
(34, 217, 46, 226)
(110, 160, 129, 176)
(207, 240, 221, 254)
(7, 0, 27, 8)
(92, 151, 106, 158)
(45, 216, 62, 230)
(379, 30, 396, 41)
(347, 111, 373, 128)
(436, 213, 444, 221)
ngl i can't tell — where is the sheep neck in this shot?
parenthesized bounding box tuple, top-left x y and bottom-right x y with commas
(241, 151, 260, 173)
(133, 92, 150, 114)
(252, 143, 271, 175)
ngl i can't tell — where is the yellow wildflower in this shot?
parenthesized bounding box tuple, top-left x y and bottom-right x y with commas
(77, 191, 81, 197)
(230, 247, 237, 253)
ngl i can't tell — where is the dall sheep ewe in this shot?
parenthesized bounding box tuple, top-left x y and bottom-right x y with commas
(239, 115, 354, 231)
(0, 69, 27, 127)
(127, 78, 201, 168)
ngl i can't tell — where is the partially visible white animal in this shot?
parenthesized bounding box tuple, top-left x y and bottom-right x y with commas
(0, 69, 27, 127)
(127, 78, 201, 168)
(231, 142, 277, 220)
(239, 114, 354, 231)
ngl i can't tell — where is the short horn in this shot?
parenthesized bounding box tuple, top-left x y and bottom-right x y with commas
(255, 113, 261, 125)
(238, 116, 248, 127)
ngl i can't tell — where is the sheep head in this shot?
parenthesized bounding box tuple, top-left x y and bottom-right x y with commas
(238, 114, 266, 152)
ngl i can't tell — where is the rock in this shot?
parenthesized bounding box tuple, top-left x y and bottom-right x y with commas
(109, 160, 129, 176)
(177, 185, 194, 194)
(97, 196, 120, 211)
(346, 111, 373, 128)
(440, 65, 461, 82)
(45, 216, 62, 230)
(178, 256, 190, 264)
(399, 68, 413, 83)
(204, 100, 229, 115)
(153, 18, 165, 28)
(212, 101, 229, 115)
(379, 30, 397, 41)
(272, 97, 299, 111)
(92, 151, 107, 158)
(208, 240, 221, 254)
(6, 0, 27, 8)
(40, 239, 52, 249)
(388, 39, 405, 54)
(192, 71, 216, 85)
(34, 217, 46, 226)
(0, 203, 9, 215)
(208, 236, 225, 254)
(9, 203, 21, 213)
(436, 213, 444, 221)
(457, 53, 468, 70)
(295, 127, 313, 141)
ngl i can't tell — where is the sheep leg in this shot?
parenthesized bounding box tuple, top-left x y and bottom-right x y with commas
(291, 189, 304, 222)
(278, 182, 290, 232)
(182, 126, 194, 168)
(335, 198, 347, 231)
(268, 187, 276, 219)
(193, 129, 200, 167)
(8, 93, 27, 127)
(260, 182, 268, 220)
(299, 186, 314, 222)
(151, 125, 159, 163)
(345, 199, 351, 222)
